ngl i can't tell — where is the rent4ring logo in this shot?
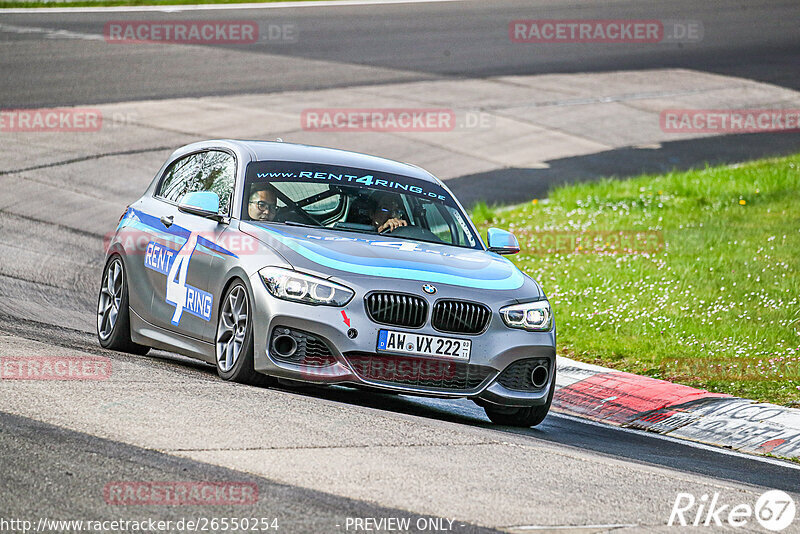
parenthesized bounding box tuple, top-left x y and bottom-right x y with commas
(668, 490, 796, 531)
(143, 236, 213, 324)
(143, 241, 177, 276)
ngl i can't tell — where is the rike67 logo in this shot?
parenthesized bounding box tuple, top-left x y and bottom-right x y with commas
(669, 490, 796, 531)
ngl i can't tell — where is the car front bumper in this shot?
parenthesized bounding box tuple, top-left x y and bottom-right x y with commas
(248, 272, 556, 407)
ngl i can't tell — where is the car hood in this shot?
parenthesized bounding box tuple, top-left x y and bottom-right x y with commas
(240, 222, 528, 291)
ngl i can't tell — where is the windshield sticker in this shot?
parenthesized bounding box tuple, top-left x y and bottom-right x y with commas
(248, 161, 449, 203)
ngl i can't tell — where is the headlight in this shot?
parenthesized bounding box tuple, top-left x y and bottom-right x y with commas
(500, 300, 552, 331)
(259, 267, 353, 306)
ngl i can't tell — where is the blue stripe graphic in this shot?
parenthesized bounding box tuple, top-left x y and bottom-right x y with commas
(125, 208, 238, 259)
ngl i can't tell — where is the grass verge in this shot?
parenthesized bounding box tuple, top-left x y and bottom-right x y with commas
(471, 155, 800, 406)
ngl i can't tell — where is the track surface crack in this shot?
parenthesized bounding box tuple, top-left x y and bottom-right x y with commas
(0, 146, 173, 176)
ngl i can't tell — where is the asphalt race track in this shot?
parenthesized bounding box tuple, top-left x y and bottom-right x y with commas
(2, 0, 800, 105)
(1, 0, 800, 532)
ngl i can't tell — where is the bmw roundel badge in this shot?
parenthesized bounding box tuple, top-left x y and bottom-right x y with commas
(422, 284, 437, 295)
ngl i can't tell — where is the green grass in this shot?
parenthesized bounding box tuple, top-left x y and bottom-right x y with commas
(469, 201, 498, 227)
(766, 453, 800, 465)
(0, 0, 320, 8)
(471, 155, 800, 406)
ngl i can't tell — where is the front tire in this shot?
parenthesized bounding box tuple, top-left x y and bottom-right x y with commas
(96, 256, 150, 355)
(484, 367, 556, 427)
(215, 281, 269, 386)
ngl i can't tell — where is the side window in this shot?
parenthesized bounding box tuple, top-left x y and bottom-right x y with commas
(199, 151, 236, 215)
(157, 153, 204, 204)
(156, 151, 236, 215)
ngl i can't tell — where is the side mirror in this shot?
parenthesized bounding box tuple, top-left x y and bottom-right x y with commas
(487, 227, 520, 255)
(178, 191, 224, 222)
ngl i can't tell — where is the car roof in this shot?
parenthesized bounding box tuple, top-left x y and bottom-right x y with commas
(179, 139, 441, 185)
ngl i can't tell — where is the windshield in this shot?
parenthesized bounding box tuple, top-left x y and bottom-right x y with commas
(241, 161, 482, 250)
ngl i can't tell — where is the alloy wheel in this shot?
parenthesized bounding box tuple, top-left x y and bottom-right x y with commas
(216, 285, 249, 372)
(97, 259, 123, 341)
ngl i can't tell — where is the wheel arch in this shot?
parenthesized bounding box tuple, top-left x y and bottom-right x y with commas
(215, 267, 257, 320)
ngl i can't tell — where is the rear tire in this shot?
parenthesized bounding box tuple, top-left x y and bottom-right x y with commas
(484, 367, 556, 427)
(96, 256, 150, 356)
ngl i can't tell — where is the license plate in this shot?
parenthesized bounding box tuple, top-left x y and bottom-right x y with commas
(377, 329, 471, 360)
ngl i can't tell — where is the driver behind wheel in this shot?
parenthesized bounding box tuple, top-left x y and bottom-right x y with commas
(247, 184, 278, 222)
(370, 192, 408, 233)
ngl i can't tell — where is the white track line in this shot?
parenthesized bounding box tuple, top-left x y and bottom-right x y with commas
(1, 0, 467, 14)
(0, 22, 103, 40)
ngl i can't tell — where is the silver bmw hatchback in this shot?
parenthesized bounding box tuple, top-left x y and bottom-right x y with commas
(98, 140, 556, 427)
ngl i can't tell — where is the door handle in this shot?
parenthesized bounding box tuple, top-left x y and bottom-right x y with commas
(160, 215, 174, 228)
